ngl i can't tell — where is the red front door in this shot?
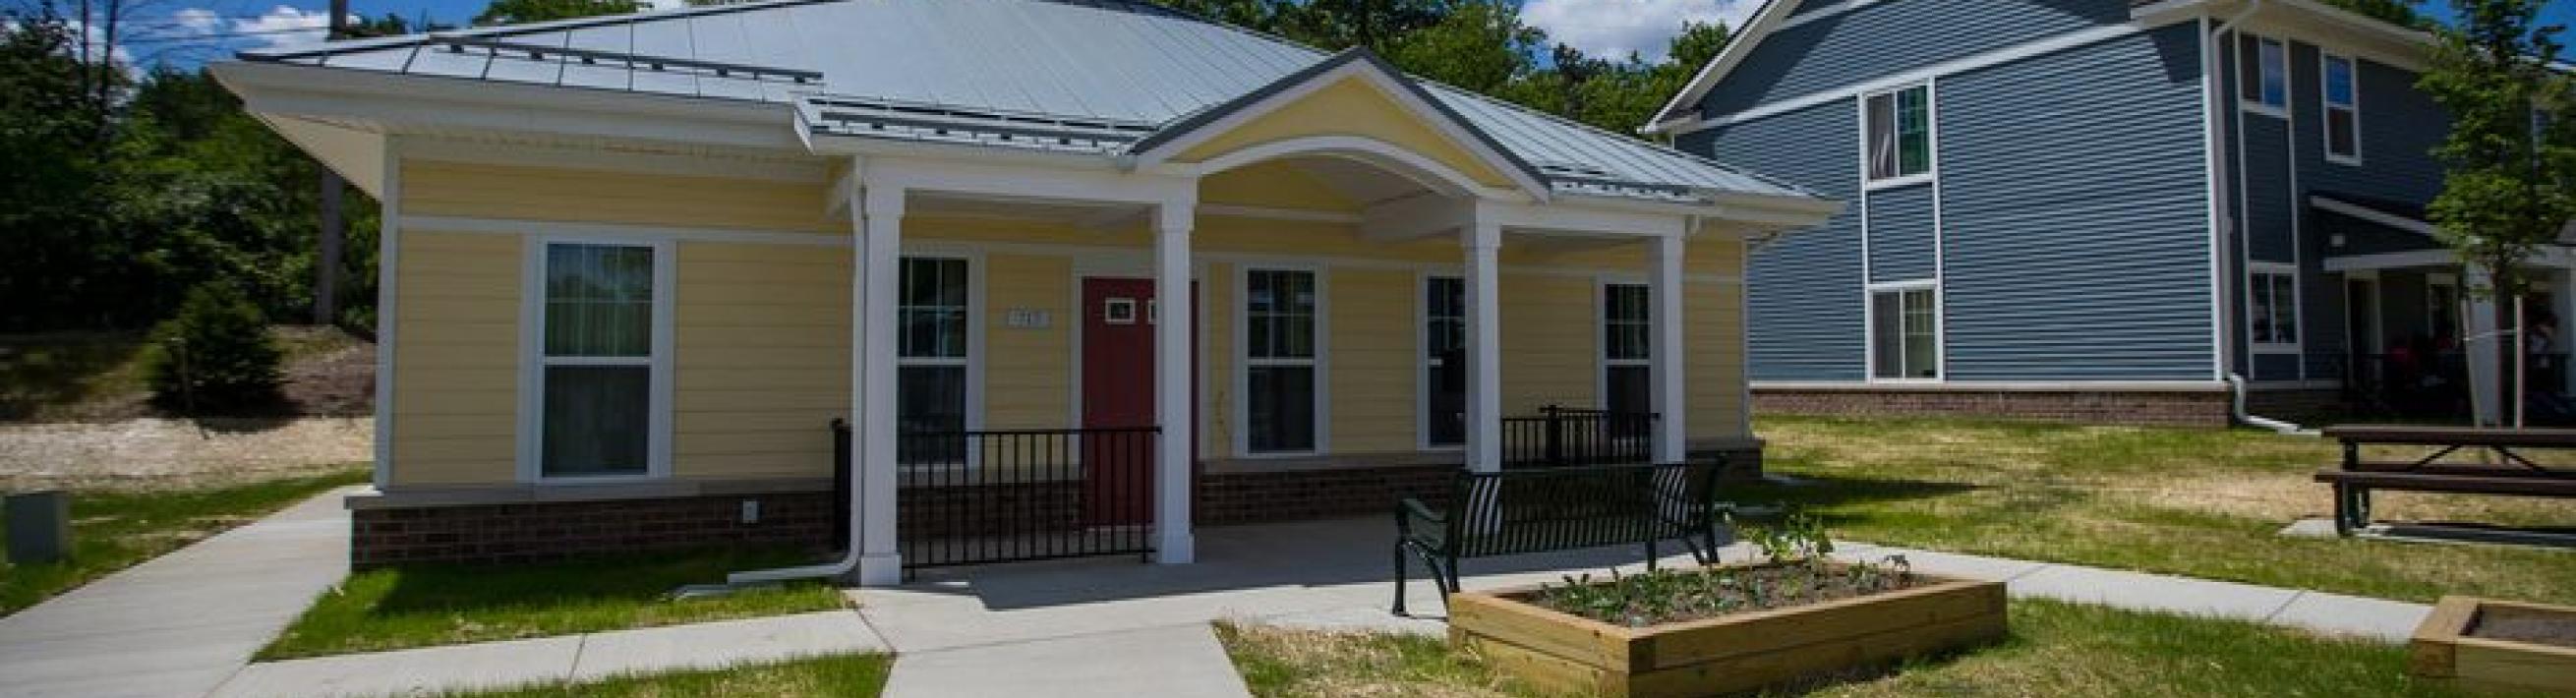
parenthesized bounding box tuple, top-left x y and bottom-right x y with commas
(1081, 278, 1195, 526)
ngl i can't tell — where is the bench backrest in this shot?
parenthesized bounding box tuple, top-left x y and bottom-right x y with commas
(1444, 461, 1724, 558)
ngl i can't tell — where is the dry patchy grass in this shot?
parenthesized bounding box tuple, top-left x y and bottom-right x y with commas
(1743, 416, 2576, 605)
(1216, 622, 1538, 698)
(442, 653, 891, 697)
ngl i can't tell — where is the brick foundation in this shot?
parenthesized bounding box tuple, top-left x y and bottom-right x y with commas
(352, 446, 1769, 566)
(2244, 388, 2351, 425)
(1753, 387, 2234, 428)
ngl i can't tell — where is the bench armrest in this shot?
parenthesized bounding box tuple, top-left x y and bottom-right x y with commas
(1398, 497, 1446, 526)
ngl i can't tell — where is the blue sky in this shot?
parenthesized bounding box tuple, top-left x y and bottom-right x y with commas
(112, 0, 2576, 72)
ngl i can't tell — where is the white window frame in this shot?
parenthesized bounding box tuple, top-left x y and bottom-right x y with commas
(1234, 264, 1329, 458)
(2320, 51, 2363, 165)
(1596, 278, 1653, 411)
(2239, 32, 2290, 117)
(2248, 262, 2303, 354)
(516, 236, 676, 485)
(1863, 279, 1943, 382)
(893, 251, 984, 470)
(1418, 273, 1463, 452)
(1859, 83, 1936, 190)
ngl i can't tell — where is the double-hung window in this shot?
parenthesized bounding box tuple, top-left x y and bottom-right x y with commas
(536, 242, 666, 479)
(1868, 285, 1939, 380)
(1423, 276, 1464, 448)
(1244, 268, 1319, 454)
(2321, 53, 2361, 163)
(1601, 283, 1652, 415)
(2239, 33, 2288, 114)
(1864, 85, 1932, 184)
(898, 257, 970, 463)
(2249, 264, 2301, 351)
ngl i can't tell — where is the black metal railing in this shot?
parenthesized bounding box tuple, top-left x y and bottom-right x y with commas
(1499, 405, 1657, 469)
(833, 423, 1162, 571)
(2329, 351, 2574, 420)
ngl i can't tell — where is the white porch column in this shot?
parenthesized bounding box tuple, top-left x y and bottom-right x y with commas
(1649, 234, 1687, 463)
(1154, 198, 1197, 563)
(1463, 217, 1503, 473)
(2465, 263, 2503, 427)
(2556, 265, 2576, 397)
(852, 184, 905, 585)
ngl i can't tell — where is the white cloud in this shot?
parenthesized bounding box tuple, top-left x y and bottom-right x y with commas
(1520, 0, 1758, 63)
(225, 5, 333, 49)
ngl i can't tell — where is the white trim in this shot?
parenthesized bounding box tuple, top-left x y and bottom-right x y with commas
(2247, 261, 2304, 355)
(406, 215, 849, 247)
(373, 140, 403, 491)
(2308, 196, 2438, 237)
(1753, 379, 2228, 392)
(1776, 0, 1878, 31)
(1926, 75, 1949, 381)
(1647, 0, 1824, 133)
(892, 252, 987, 469)
(2318, 50, 2364, 165)
(2239, 32, 2291, 118)
(1417, 272, 1465, 452)
(1863, 279, 1944, 382)
(2202, 13, 2232, 382)
(1128, 59, 1551, 202)
(515, 236, 677, 485)
(2321, 249, 2454, 272)
(1665, 23, 2156, 135)
(1232, 263, 1330, 458)
(1170, 135, 1524, 203)
(1199, 203, 1364, 224)
(1596, 278, 1653, 410)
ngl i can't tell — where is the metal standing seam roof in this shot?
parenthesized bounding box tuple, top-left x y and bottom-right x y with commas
(240, 0, 1820, 204)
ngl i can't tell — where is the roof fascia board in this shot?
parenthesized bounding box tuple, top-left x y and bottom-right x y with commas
(861, 155, 1193, 206)
(801, 131, 1121, 170)
(1123, 49, 1552, 202)
(213, 61, 799, 150)
(2311, 195, 2436, 236)
(1642, 0, 1809, 134)
(2144, 0, 2433, 68)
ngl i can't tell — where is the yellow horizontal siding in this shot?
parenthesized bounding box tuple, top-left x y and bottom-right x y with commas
(389, 231, 519, 486)
(403, 161, 839, 234)
(1173, 76, 1517, 190)
(1328, 268, 1416, 453)
(1201, 262, 1235, 452)
(673, 242, 850, 481)
(1686, 241, 1747, 441)
(1498, 272, 1598, 415)
(985, 255, 1072, 431)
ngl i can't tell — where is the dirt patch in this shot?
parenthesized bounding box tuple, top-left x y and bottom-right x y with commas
(0, 417, 371, 492)
(0, 326, 375, 424)
(2472, 607, 2576, 649)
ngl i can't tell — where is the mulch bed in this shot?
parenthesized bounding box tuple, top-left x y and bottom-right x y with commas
(1524, 560, 1922, 627)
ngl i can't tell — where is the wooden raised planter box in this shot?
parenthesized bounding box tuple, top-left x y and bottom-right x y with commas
(2410, 596, 2576, 695)
(1450, 566, 2007, 697)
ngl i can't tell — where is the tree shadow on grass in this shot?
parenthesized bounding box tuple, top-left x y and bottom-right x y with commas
(1723, 473, 1986, 511)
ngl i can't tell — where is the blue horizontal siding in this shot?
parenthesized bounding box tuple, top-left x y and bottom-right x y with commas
(2238, 115, 2297, 263)
(1937, 25, 2214, 381)
(1701, 0, 2133, 117)
(1689, 102, 1863, 381)
(1867, 184, 1937, 282)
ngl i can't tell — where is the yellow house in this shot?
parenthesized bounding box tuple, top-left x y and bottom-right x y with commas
(211, 0, 1838, 584)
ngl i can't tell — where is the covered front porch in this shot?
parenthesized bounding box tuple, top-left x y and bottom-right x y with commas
(2315, 196, 2576, 422)
(759, 54, 1833, 585)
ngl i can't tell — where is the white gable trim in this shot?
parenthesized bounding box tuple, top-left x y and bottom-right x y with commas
(1642, 0, 1811, 135)
(1171, 135, 1514, 201)
(1123, 59, 1550, 202)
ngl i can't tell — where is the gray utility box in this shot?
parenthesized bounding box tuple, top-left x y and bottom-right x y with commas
(6, 491, 71, 565)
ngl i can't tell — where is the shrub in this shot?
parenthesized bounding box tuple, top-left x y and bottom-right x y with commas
(145, 283, 284, 414)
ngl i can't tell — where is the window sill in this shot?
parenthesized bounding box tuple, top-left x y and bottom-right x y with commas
(2325, 154, 2364, 166)
(1867, 377, 1945, 384)
(2251, 344, 2304, 355)
(1863, 173, 1935, 191)
(2240, 103, 2288, 119)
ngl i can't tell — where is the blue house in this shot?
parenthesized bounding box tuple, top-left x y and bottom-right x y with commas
(1645, 0, 2570, 426)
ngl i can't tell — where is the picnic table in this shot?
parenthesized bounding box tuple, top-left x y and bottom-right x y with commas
(2314, 425, 2576, 535)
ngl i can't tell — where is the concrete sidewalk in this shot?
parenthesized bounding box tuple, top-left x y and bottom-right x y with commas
(0, 487, 359, 698)
(210, 611, 886, 697)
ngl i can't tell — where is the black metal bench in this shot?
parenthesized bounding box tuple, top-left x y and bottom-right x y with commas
(1392, 461, 1728, 615)
(2316, 425, 2576, 535)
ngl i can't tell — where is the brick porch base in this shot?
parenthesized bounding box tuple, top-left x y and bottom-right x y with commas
(350, 446, 1766, 567)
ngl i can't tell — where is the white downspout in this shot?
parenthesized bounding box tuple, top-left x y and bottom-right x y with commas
(2205, 0, 2306, 436)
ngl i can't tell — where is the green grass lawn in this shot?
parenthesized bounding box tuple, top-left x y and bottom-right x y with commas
(1218, 599, 2485, 697)
(0, 466, 368, 615)
(440, 653, 892, 698)
(1741, 416, 2576, 606)
(258, 548, 852, 660)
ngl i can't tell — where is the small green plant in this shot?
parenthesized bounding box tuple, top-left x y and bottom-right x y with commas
(144, 282, 284, 415)
(1534, 505, 1920, 626)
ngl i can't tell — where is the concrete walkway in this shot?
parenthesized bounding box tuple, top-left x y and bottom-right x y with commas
(0, 487, 359, 698)
(6, 502, 2439, 698)
(211, 611, 885, 697)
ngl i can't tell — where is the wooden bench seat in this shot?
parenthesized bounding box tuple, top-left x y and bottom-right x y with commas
(2318, 425, 2576, 535)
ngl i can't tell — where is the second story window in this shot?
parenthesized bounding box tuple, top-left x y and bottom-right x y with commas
(2322, 53, 2361, 163)
(2239, 34, 2287, 114)
(1864, 85, 1931, 183)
